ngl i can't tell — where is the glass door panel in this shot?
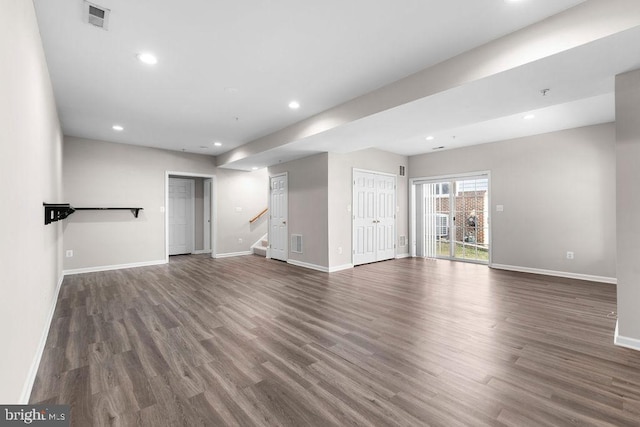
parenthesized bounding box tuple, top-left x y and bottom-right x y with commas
(419, 176, 489, 264)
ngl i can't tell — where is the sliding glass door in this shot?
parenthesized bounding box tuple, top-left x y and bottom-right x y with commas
(414, 174, 490, 264)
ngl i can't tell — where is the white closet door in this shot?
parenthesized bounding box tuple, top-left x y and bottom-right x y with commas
(269, 173, 288, 261)
(353, 170, 396, 266)
(353, 172, 377, 265)
(376, 174, 396, 262)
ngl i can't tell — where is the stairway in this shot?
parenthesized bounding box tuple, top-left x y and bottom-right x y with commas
(252, 234, 268, 257)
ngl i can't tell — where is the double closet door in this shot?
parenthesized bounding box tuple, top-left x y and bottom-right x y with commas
(353, 170, 396, 266)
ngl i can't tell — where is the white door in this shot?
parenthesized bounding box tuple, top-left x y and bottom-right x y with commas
(169, 178, 194, 255)
(269, 174, 288, 261)
(377, 175, 396, 261)
(353, 172, 377, 265)
(353, 170, 396, 266)
(203, 179, 211, 252)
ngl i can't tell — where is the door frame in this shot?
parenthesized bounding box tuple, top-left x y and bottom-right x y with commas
(268, 172, 288, 261)
(352, 168, 397, 266)
(409, 170, 492, 265)
(165, 171, 217, 262)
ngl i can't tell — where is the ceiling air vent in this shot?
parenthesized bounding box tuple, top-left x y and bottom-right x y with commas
(84, 1, 110, 30)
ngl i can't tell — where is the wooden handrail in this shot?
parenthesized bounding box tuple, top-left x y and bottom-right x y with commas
(249, 208, 268, 224)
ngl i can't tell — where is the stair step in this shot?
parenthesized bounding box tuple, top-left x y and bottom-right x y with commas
(253, 246, 267, 257)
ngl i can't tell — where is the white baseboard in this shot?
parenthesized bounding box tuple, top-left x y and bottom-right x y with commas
(329, 263, 353, 273)
(20, 273, 64, 404)
(287, 259, 330, 273)
(192, 249, 212, 255)
(63, 259, 166, 275)
(215, 251, 252, 259)
(396, 253, 410, 259)
(490, 264, 616, 285)
(615, 320, 640, 351)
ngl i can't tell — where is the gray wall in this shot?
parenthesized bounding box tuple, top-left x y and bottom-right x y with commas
(0, 0, 63, 402)
(328, 149, 409, 268)
(63, 137, 216, 269)
(63, 137, 268, 269)
(616, 70, 640, 341)
(268, 149, 409, 270)
(216, 168, 269, 255)
(269, 153, 330, 268)
(409, 123, 616, 280)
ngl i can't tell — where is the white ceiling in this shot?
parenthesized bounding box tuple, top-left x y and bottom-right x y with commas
(35, 0, 636, 170)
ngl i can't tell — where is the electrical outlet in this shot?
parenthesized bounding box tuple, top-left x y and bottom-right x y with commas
(566, 251, 574, 260)
(238, 238, 243, 244)
(66, 250, 73, 258)
(338, 247, 343, 255)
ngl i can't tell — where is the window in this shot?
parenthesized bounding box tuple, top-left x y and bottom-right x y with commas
(434, 182, 449, 197)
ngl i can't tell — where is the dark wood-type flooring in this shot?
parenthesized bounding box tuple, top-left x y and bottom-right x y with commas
(30, 255, 640, 426)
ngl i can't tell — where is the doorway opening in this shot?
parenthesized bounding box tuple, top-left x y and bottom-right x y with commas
(165, 172, 216, 261)
(411, 172, 490, 264)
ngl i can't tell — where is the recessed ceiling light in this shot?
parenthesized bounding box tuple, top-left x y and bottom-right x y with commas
(136, 52, 158, 65)
(425, 136, 435, 141)
(524, 114, 536, 120)
(112, 125, 124, 131)
(288, 101, 300, 110)
(251, 167, 259, 170)
(213, 142, 222, 147)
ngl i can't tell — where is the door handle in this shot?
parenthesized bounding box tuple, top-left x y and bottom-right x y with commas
(283, 220, 287, 225)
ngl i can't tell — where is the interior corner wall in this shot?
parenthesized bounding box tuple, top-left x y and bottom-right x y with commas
(215, 168, 269, 255)
(409, 123, 616, 280)
(328, 149, 409, 268)
(0, 0, 63, 402)
(268, 153, 330, 269)
(63, 137, 217, 270)
(616, 69, 640, 343)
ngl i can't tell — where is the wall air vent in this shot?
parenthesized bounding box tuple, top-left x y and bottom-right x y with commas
(84, 1, 110, 30)
(291, 234, 303, 254)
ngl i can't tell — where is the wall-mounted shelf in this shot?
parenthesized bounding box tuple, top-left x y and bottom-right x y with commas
(44, 203, 143, 225)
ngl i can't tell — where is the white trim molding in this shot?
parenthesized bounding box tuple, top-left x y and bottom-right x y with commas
(20, 273, 65, 403)
(192, 249, 212, 255)
(215, 251, 252, 259)
(396, 253, 410, 259)
(615, 321, 640, 352)
(64, 259, 166, 275)
(491, 264, 617, 285)
(328, 263, 354, 273)
(287, 259, 330, 273)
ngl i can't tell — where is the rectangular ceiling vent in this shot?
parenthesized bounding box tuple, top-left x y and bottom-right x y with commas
(291, 234, 303, 254)
(84, 1, 110, 30)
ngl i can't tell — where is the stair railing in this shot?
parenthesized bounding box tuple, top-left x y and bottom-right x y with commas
(249, 208, 268, 224)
